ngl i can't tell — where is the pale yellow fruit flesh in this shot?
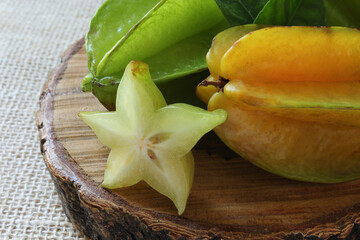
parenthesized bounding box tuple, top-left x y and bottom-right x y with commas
(80, 61, 227, 214)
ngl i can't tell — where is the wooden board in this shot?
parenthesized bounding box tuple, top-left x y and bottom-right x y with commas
(36, 39, 360, 239)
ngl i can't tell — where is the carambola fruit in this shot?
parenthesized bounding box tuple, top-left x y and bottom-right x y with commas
(197, 26, 360, 183)
(80, 61, 227, 214)
(82, 0, 228, 110)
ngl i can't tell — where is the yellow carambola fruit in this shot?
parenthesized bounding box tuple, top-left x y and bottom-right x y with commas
(198, 26, 360, 183)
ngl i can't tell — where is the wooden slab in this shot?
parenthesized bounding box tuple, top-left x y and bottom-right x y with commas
(36, 39, 360, 239)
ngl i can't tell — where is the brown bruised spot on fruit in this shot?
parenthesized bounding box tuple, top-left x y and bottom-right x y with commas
(198, 76, 229, 92)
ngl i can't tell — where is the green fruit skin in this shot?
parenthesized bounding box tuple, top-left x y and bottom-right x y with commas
(83, 0, 228, 110)
(86, 0, 160, 74)
(92, 70, 208, 111)
(91, 76, 119, 111)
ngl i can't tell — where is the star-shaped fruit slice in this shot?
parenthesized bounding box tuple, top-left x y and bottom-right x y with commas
(79, 61, 227, 214)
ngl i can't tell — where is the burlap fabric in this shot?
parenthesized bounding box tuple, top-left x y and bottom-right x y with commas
(0, 1, 103, 239)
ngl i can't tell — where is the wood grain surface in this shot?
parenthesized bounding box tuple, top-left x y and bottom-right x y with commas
(36, 39, 360, 239)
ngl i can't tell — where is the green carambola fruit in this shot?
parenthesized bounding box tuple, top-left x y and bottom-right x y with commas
(79, 61, 227, 214)
(83, 0, 229, 110)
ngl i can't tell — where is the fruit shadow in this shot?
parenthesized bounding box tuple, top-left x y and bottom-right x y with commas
(194, 130, 239, 160)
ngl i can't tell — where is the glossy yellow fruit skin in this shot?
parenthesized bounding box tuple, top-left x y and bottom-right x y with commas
(196, 75, 218, 104)
(223, 80, 360, 127)
(206, 24, 267, 79)
(221, 26, 360, 83)
(208, 92, 360, 183)
(200, 26, 360, 183)
(196, 24, 266, 103)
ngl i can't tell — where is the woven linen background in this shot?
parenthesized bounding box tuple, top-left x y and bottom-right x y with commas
(0, 1, 103, 239)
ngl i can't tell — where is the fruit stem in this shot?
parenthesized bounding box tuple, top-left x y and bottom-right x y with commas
(199, 76, 229, 92)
